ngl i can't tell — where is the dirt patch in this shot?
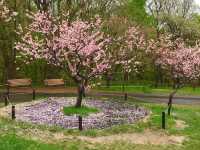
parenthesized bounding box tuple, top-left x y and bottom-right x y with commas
(16, 128, 54, 143)
(142, 111, 152, 123)
(0, 99, 45, 118)
(16, 128, 185, 146)
(175, 120, 188, 129)
(78, 130, 185, 145)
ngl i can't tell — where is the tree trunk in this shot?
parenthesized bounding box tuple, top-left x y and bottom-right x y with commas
(168, 89, 178, 116)
(192, 81, 197, 91)
(106, 76, 111, 88)
(75, 83, 84, 108)
(106, 73, 112, 88)
(154, 65, 163, 88)
(172, 77, 180, 89)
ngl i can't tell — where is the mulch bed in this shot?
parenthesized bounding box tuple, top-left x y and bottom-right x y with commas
(9, 97, 148, 129)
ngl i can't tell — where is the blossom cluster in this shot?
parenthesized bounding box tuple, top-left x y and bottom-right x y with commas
(113, 26, 146, 73)
(147, 34, 200, 80)
(16, 11, 110, 83)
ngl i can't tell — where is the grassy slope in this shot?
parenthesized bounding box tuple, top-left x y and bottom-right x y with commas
(0, 134, 63, 150)
(97, 85, 200, 96)
(0, 97, 200, 149)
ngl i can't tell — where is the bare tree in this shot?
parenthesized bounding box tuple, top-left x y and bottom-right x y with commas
(146, 0, 197, 35)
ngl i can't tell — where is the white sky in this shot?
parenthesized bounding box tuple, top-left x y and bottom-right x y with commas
(195, 0, 200, 6)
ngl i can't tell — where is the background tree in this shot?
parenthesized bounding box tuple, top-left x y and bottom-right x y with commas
(0, 0, 19, 82)
(146, 0, 200, 87)
(147, 34, 200, 115)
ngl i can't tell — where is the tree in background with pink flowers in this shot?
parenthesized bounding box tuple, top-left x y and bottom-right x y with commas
(147, 34, 200, 115)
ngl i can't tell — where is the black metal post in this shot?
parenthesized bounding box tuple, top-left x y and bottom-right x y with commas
(168, 105, 172, 116)
(162, 112, 166, 129)
(12, 105, 16, 120)
(124, 93, 128, 101)
(122, 82, 125, 93)
(5, 96, 8, 106)
(123, 71, 128, 101)
(7, 86, 10, 100)
(33, 89, 36, 100)
(78, 116, 83, 131)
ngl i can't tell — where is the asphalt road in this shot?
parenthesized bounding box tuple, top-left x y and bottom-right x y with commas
(91, 92, 200, 105)
(0, 89, 200, 105)
(133, 95, 200, 105)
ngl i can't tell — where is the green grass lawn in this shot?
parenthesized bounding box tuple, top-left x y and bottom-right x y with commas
(0, 97, 200, 149)
(0, 134, 63, 150)
(97, 85, 200, 96)
(63, 105, 99, 116)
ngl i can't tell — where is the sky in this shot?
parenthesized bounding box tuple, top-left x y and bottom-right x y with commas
(196, 0, 200, 6)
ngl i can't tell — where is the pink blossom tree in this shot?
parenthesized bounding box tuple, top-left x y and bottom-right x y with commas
(104, 16, 147, 90)
(108, 26, 146, 99)
(147, 34, 200, 115)
(16, 11, 110, 107)
(116, 26, 146, 74)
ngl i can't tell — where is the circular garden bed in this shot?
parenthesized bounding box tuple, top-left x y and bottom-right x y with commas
(6, 97, 148, 129)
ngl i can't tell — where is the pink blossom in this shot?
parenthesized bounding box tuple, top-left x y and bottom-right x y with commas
(109, 26, 146, 73)
(148, 34, 200, 80)
(16, 11, 110, 86)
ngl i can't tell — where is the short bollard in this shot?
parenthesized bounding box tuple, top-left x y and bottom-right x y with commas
(124, 93, 128, 101)
(162, 112, 166, 129)
(12, 105, 16, 120)
(33, 89, 36, 100)
(78, 116, 83, 131)
(5, 96, 8, 106)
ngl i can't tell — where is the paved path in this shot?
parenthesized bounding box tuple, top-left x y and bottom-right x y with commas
(0, 87, 200, 105)
(93, 92, 200, 105)
(133, 94, 200, 105)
